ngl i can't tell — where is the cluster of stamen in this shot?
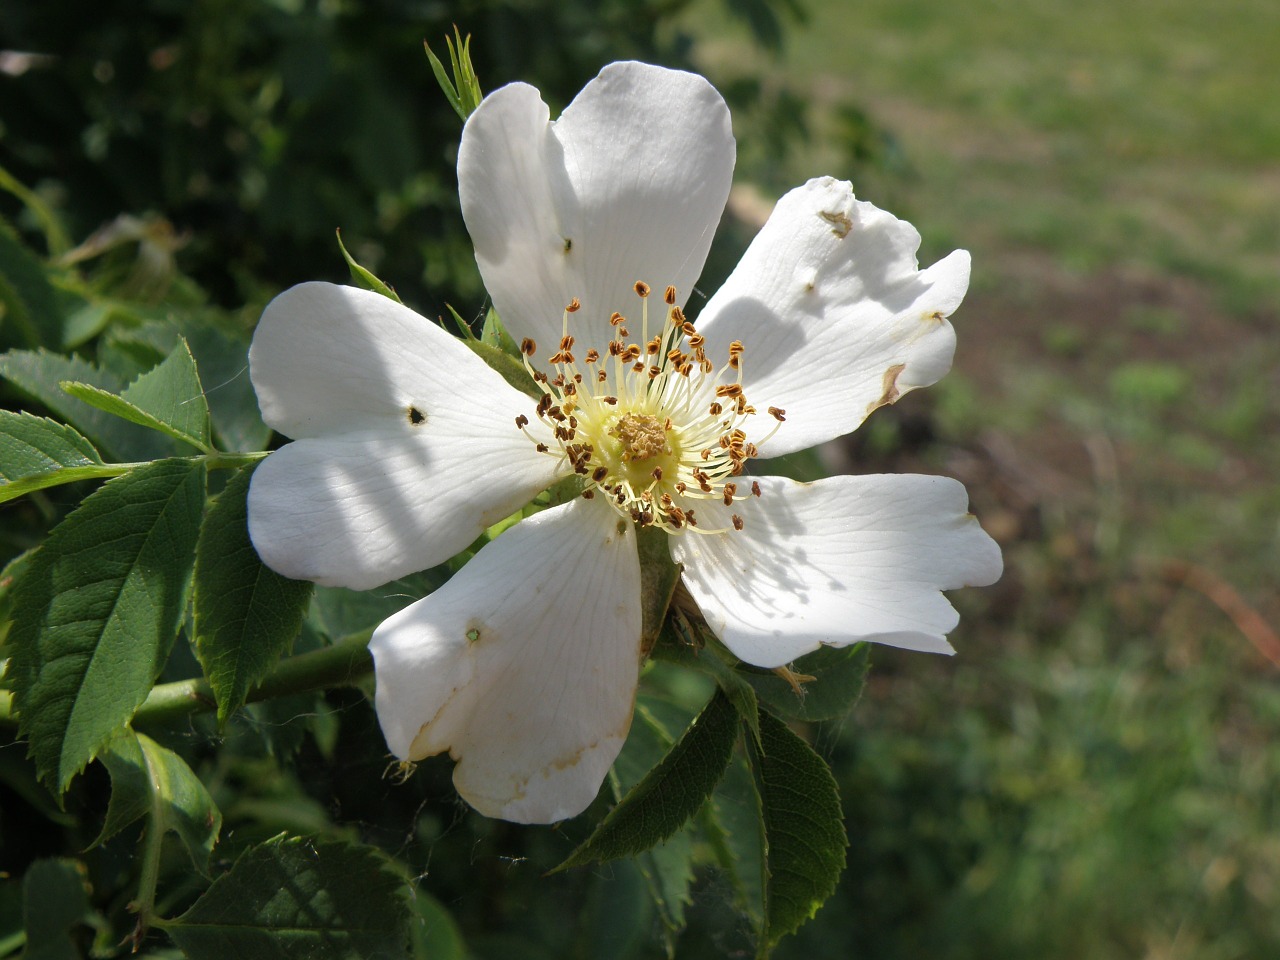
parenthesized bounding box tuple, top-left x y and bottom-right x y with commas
(514, 282, 784, 534)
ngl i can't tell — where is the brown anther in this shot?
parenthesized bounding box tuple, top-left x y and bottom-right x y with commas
(610, 312, 626, 326)
(585, 348, 600, 364)
(675, 482, 687, 494)
(664, 285, 677, 305)
(648, 365, 660, 379)
(521, 337, 537, 356)
(728, 356, 740, 370)
(592, 466, 609, 482)
(701, 449, 711, 460)
(564, 381, 577, 396)
(651, 467, 663, 481)
(536, 395, 553, 416)
(536, 443, 549, 453)
(634, 281, 651, 298)
(687, 333, 705, 349)
(533, 370, 549, 383)
(686, 511, 698, 527)
(574, 373, 583, 383)
(608, 340, 623, 356)
(671, 306, 685, 324)
(709, 402, 723, 416)
(647, 336, 661, 355)
(728, 340, 745, 358)
(751, 481, 762, 497)
(632, 362, 646, 373)
(769, 406, 787, 422)
(681, 322, 697, 337)
(618, 327, 630, 338)
(566, 297, 581, 313)
(603, 396, 618, 405)
(732, 514, 744, 531)
(715, 383, 743, 398)
(582, 489, 595, 499)
(722, 482, 737, 505)
(559, 335, 575, 351)
(597, 370, 608, 382)
(515, 414, 529, 428)
(623, 344, 642, 362)
(661, 493, 674, 508)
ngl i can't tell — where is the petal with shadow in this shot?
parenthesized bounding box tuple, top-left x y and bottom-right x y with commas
(247, 281, 560, 589)
(671, 474, 1002, 668)
(696, 178, 969, 458)
(458, 61, 735, 350)
(369, 495, 643, 824)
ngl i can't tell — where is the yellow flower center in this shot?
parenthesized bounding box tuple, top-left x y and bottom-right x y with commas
(514, 282, 784, 534)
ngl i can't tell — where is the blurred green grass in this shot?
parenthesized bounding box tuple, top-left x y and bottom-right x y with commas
(677, 1, 1280, 957)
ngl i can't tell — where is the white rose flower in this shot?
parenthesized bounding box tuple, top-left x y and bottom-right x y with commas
(247, 62, 1002, 824)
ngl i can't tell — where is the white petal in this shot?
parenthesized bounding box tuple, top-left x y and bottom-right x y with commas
(368, 496, 643, 823)
(696, 178, 969, 458)
(672, 474, 1002, 668)
(250, 281, 532, 439)
(458, 61, 735, 351)
(247, 282, 561, 590)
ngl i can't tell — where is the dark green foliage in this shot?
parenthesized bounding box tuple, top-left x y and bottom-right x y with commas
(7, 458, 205, 790)
(193, 464, 313, 728)
(557, 691, 739, 871)
(163, 835, 411, 960)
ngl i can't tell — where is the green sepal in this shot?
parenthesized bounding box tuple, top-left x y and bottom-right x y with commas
(335, 228, 402, 303)
(6, 458, 207, 792)
(479, 307, 519, 356)
(59, 337, 212, 451)
(425, 27, 483, 122)
(465, 338, 540, 399)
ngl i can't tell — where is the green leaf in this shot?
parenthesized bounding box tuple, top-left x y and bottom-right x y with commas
(335, 230, 401, 303)
(181, 322, 270, 452)
(6, 458, 206, 791)
(194, 463, 313, 728)
(747, 710, 847, 949)
(162, 834, 411, 960)
(0, 348, 175, 461)
(60, 338, 211, 451)
(0, 221, 63, 351)
(0, 549, 37, 646)
(0, 411, 106, 504)
(94, 730, 221, 868)
(705, 754, 766, 929)
(555, 689, 739, 871)
(21, 859, 90, 960)
(744, 643, 870, 723)
(407, 889, 467, 960)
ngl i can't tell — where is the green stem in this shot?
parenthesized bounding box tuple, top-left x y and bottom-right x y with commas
(135, 631, 373, 726)
(0, 632, 373, 729)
